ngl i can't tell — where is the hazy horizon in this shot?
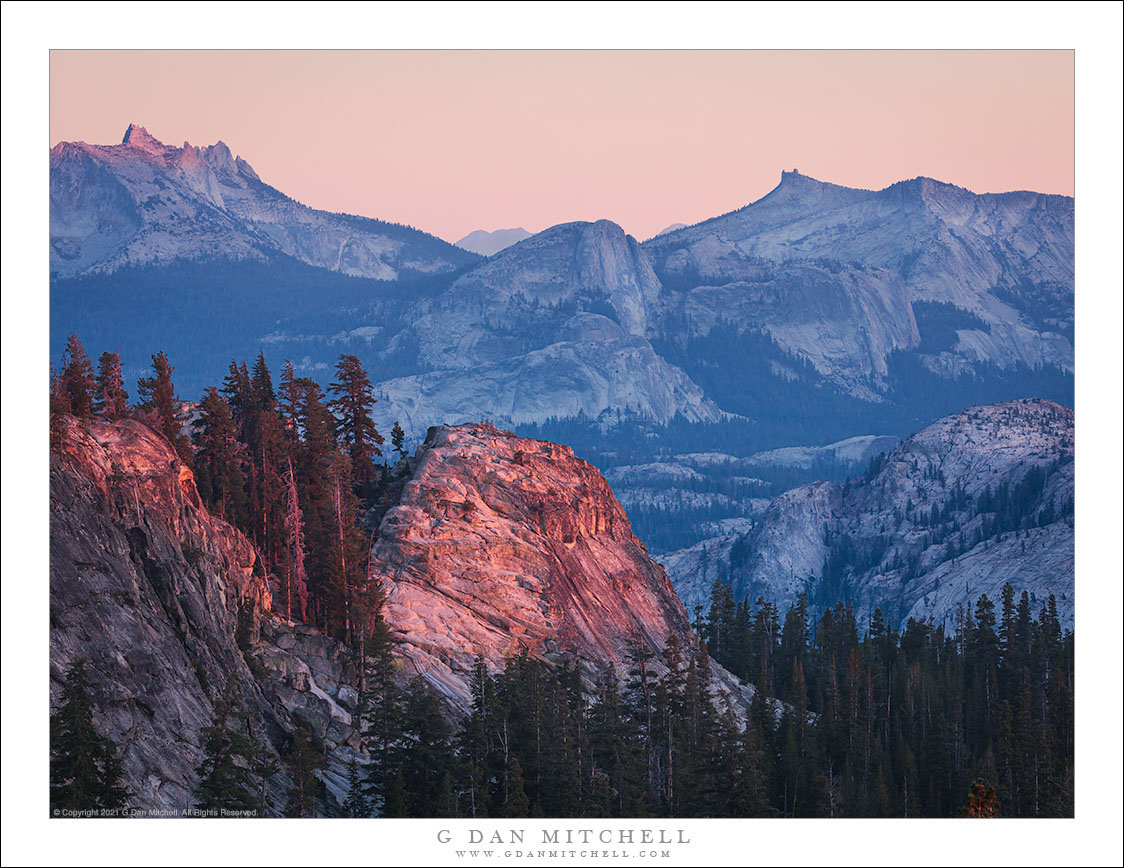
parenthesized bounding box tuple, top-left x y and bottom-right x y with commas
(50, 50, 1074, 243)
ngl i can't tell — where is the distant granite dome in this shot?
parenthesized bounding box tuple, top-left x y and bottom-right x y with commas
(454, 226, 532, 256)
(372, 219, 725, 435)
(651, 222, 687, 239)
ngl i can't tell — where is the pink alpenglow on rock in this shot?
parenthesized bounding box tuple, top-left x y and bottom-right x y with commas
(373, 423, 694, 708)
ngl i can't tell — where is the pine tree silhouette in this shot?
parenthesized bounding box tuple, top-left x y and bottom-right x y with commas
(49, 660, 130, 815)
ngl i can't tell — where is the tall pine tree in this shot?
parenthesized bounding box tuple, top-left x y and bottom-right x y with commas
(327, 354, 383, 489)
(50, 660, 131, 814)
(60, 334, 96, 425)
(136, 351, 190, 462)
(193, 679, 273, 814)
(94, 351, 129, 420)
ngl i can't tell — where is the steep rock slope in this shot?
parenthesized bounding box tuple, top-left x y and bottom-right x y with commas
(50, 417, 751, 813)
(373, 424, 706, 708)
(372, 220, 723, 433)
(49, 419, 363, 813)
(662, 399, 1074, 626)
(50, 124, 478, 279)
(645, 171, 1074, 388)
(679, 259, 919, 396)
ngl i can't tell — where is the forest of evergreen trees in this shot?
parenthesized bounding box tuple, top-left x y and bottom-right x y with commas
(322, 580, 1073, 819)
(49, 336, 1074, 818)
(50, 334, 405, 645)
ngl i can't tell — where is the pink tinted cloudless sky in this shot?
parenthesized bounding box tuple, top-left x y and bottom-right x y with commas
(49, 50, 1074, 243)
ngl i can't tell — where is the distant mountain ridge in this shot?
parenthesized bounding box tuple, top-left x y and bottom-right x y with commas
(644, 170, 1073, 392)
(51, 139, 1074, 546)
(50, 124, 479, 279)
(454, 227, 532, 256)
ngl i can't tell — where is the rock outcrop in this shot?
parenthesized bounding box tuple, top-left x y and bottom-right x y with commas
(50, 417, 751, 815)
(50, 125, 478, 279)
(373, 423, 702, 709)
(49, 418, 362, 813)
(662, 399, 1074, 627)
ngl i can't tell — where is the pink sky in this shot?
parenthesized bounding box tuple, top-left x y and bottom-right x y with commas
(50, 50, 1073, 243)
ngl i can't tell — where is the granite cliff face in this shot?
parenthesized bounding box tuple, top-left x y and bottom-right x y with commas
(49, 419, 364, 813)
(373, 423, 705, 709)
(372, 220, 724, 433)
(662, 399, 1074, 627)
(50, 124, 478, 279)
(50, 417, 744, 813)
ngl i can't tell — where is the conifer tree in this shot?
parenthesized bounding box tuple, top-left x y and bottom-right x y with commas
(94, 351, 129, 420)
(281, 458, 310, 622)
(284, 725, 323, 818)
(232, 355, 289, 576)
(250, 352, 275, 413)
(193, 387, 248, 526)
(963, 778, 999, 817)
(457, 656, 495, 818)
(193, 679, 271, 814)
(136, 351, 190, 462)
(396, 677, 455, 817)
(61, 334, 96, 425)
(391, 421, 407, 460)
(325, 451, 368, 643)
(288, 376, 339, 628)
(278, 360, 302, 441)
(361, 615, 404, 814)
(503, 755, 531, 818)
(382, 768, 410, 818)
(588, 664, 646, 816)
(221, 360, 252, 433)
(49, 660, 131, 814)
(328, 354, 383, 488)
(342, 760, 370, 818)
(704, 579, 735, 660)
(624, 633, 658, 802)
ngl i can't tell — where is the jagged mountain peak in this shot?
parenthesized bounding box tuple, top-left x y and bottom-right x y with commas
(757, 168, 873, 208)
(121, 123, 169, 155)
(50, 127, 479, 279)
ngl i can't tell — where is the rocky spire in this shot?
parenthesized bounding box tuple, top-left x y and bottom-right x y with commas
(121, 123, 169, 155)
